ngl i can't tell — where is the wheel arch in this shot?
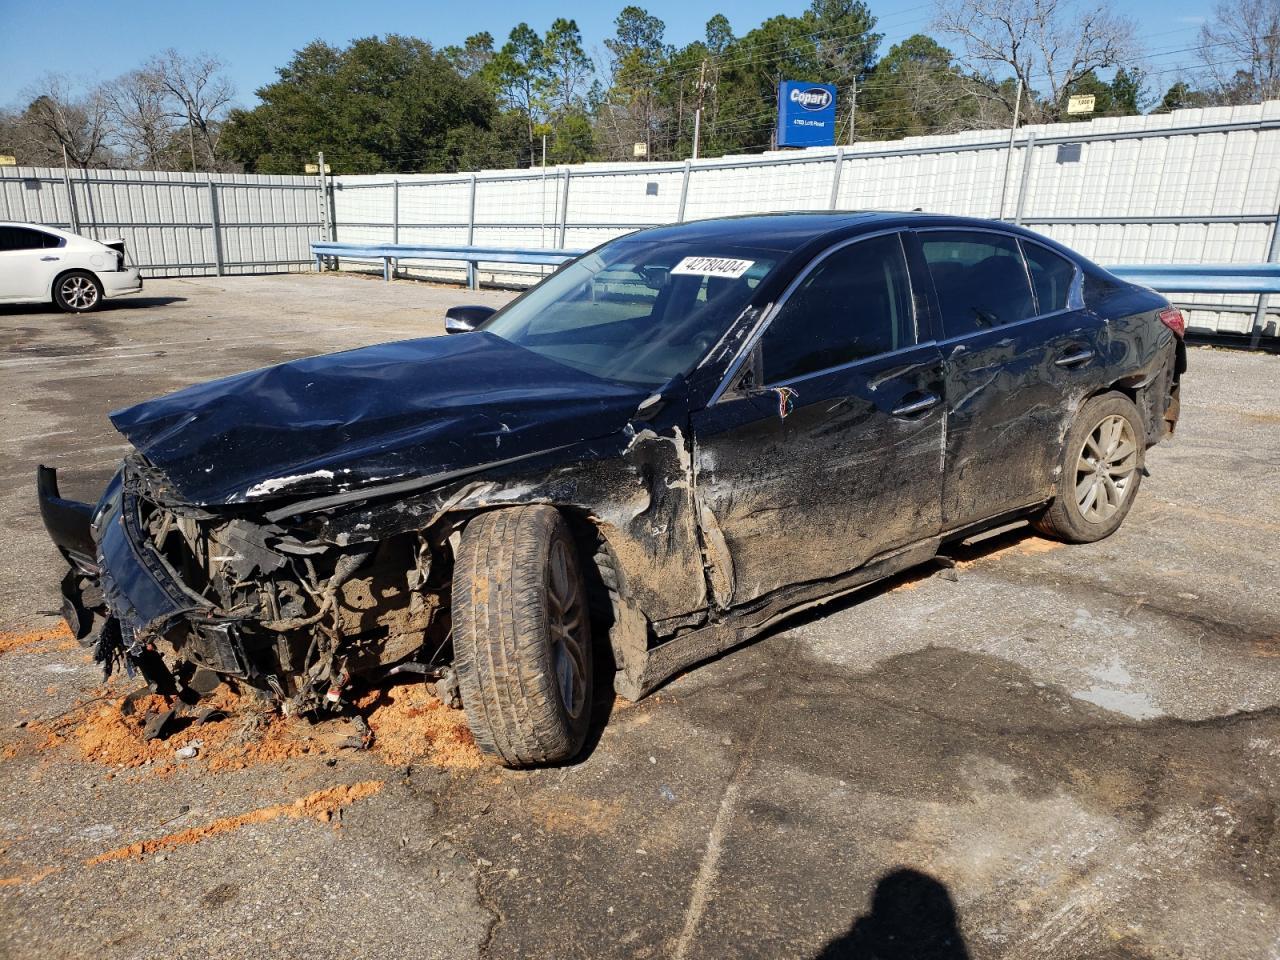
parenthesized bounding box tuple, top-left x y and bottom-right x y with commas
(436, 502, 653, 693)
(50, 267, 103, 306)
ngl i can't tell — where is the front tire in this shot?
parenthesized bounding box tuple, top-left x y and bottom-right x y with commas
(452, 506, 593, 767)
(53, 271, 103, 313)
(1035, 392, 1145, 543)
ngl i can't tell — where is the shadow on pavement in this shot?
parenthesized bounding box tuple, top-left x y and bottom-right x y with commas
(0, 296, 186, 315)
(814, 868, 970, 960)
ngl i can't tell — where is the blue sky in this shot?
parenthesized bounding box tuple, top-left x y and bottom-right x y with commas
(0, 0, 1212, 107)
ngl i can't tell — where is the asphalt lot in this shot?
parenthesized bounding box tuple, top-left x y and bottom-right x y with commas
(1, 274, 1278, 960)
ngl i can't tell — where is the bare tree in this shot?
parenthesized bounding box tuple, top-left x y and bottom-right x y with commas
(933, 0, 1137, 121)
(103, 69, 176, 169)
(1198, 0, 1280, 104)
(145, 49, 234, 170)
(17, 75, 114, 166)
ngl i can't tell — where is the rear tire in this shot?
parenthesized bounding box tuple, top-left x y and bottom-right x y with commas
(1035, 392, 1145, 543)
(452, 506, 593, 767)
(53, 271, 103, 313)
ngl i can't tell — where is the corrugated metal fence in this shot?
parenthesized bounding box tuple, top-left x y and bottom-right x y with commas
(3, 101, 1278, 338)
(335, 100, 1280, 340)
(0, 168, 323, 276)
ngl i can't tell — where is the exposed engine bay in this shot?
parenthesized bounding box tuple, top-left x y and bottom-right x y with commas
(77, 457, 465, 716)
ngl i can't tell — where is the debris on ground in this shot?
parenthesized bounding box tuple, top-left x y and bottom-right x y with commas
(84, 781, 385, 864)
(358, 682, 482, 769)
(0, 623, 76, 657)
(9, 675, 482, 774)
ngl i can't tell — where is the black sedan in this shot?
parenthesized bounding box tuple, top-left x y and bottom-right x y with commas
(38, 212, 1185, 767)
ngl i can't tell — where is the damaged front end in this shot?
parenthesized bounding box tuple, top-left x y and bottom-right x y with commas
(38, 456, 454, 714)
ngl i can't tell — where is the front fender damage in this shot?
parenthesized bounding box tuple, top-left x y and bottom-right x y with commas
(39, 419, 716, 712)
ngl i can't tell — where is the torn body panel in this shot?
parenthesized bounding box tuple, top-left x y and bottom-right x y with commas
(690, 342, 946, 604)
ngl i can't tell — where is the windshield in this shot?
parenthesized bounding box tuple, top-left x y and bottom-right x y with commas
(482, 238, 779, 388)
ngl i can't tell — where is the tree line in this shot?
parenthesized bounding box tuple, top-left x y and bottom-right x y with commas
(2, 0, 1277, 174)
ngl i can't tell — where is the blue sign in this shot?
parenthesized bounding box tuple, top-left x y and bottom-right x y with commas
(776, 81, 838, 148)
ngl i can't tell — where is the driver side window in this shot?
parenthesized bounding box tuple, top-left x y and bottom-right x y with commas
(761, 233, 915, 385)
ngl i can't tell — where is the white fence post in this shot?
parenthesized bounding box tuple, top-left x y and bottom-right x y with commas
(677, 161, 691, 222)
(828, 148, 846, 210)
(207, 179, 225, 276)
(1249, 197, 1280, 348)
(467, 174, 478, 289)
(1013, 133, 1036, 226)
(557, 169, 571, 249)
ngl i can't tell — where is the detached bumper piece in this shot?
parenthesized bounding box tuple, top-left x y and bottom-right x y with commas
(37, 466, 248, 692)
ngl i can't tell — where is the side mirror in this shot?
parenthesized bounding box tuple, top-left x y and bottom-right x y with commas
(444, 304, 496, 334)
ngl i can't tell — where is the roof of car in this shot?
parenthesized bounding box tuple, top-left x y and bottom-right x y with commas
(626, 211, 1034, 253)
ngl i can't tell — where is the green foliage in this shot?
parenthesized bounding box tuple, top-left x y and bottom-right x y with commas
(221, 6, 1199, 173)
(222, 35, 505, 173)
(1059, 68, 1151, 122)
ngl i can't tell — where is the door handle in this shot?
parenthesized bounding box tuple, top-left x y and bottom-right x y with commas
(1054, 348, 1093, 368)
(891, 392, 940, 417)
(40, 256, 60, 261)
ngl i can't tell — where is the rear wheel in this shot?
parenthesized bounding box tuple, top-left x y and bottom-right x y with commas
(53, 271, 103, 313)
(1035, 392, 1144, 543)
(452, 505, 593, 767)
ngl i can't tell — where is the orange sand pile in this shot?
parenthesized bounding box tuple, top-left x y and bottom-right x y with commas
(954, 534, 1062, 570)
(0, 623, 76, 657)
(30, 687, 329, 774)
(18, 678, 481, 774)
(85, 780, 384, 864)
(359, 683, 483, 769)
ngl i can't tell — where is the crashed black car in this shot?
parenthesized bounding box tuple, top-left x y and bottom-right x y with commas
(39, 213, 1185, 767)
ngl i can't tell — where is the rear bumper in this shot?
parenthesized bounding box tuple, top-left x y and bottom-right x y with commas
(101, 268, 142, 297)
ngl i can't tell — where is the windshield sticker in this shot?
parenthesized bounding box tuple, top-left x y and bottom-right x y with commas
(670, 256, 756, 279)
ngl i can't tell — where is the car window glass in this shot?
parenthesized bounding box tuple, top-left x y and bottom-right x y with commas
(1022, 242, 1076, 314)
(482, 239, 779, 388)
(0, 227, 58, 251)
(761, 233, 914, 384)
(921, 231, 1035, 336)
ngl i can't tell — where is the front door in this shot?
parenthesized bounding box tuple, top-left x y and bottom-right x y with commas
(690, 232, 945, 607)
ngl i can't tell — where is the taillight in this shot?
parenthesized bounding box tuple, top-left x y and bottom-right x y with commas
(1158, 307, 1186, 338)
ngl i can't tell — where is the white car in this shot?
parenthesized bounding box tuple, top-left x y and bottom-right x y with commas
(0, 221, 143, 312)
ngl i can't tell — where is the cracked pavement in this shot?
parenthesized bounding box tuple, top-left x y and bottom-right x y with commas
(1, 274, 1278, 959)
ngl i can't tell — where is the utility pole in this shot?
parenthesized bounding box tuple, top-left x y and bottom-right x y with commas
(998, 78, 1025, 220)
(847, 81, 857, 146)
(542, 134, 547, 168)
(692, 57, 709, 161)
(187, 113, 198, 173)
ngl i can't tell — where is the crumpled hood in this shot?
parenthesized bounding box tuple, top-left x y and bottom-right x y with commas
(109, 332, 650, 506)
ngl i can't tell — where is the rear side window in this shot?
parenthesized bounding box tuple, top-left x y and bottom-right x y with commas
(1022, 242, 1076, 314)
(921, 231, 1035, 337)
(761, 233, 914, 384)
(0, 226, 61, 251)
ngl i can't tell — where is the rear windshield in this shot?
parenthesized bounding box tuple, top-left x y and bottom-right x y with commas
(482, 238, 779, 388)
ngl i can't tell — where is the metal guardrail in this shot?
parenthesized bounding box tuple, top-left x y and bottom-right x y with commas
(313, 240, 1280, 295)
(311, 241, 587, 288)
(1108, 263, 1280, 294)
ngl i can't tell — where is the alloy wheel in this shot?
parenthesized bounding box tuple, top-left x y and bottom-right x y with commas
(61, 276, 99, 310)
(546, 538, 589, 720)
(1075, 414, 1138, 523)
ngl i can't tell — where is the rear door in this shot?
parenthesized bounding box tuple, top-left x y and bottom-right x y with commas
(0, 226, 63, 300)
(916, 228, 1106, 529)
(691, 231, 945, 606)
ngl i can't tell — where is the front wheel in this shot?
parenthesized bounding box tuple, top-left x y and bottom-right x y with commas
(452, 505, 593, 767)
(1035, 392, 1145, 543)
(53, 271, 103, 313)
